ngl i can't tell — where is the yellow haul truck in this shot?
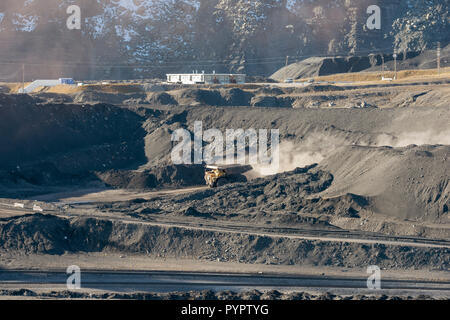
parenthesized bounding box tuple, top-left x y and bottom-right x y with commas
(204, 164, 252, 188)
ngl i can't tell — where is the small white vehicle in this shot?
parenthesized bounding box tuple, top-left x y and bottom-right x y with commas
(284, 78, 294, 83)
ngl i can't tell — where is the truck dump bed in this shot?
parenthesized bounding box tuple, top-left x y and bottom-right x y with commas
(205, 164, 252, 175)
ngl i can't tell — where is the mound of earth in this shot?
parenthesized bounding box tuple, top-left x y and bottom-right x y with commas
(319, 145, 450, 222)
(0, 95, 146, 186)
(1, 213, 448, 269)
(72, 91, 146, 105)
(134, 104, 450, 167)
(0, 162, 93, 190)
(255, 87, 285, 96)
(364, 45, 450, 72)
(220, 88, 254, 106)
(0, 214, 70, 254)
(0, 85, 10, 93)
(146, 92, 178, 105)
(0, 289, 438, 300)
(118, 166, 350, 220)
(270, 49, 444, 81)
(400, 89, 450, 109)
(141, 83, 165, 92)
(0, 92, 37, 106)
(32, 93, 74, 104)
(169, 87, 297, 108)
(96, 164, 205, 189)
(171, 89, 226, 106)
(251, 95, 292, 108)
(270, 56, 384, 81)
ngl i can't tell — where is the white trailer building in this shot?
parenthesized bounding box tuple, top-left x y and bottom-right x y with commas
(166, 72, 245, 85)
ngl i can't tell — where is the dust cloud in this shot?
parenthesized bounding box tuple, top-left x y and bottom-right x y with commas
(252, 134, 346, 176)
(376, 130, 450, 147)
(251, 128, 450, 177)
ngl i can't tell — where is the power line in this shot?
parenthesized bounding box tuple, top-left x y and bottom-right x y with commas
(437, 41, 441, 75)
(0, 67, 21, 81)
(0, 42, 445, 72)
(0, 46, 405, 69)
(22, 64, 24, 93)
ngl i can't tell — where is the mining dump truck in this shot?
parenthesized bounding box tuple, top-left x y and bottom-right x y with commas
(204, 164, 252, 188)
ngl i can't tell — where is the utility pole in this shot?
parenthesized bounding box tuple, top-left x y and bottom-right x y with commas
(381, 54, 385, 78)
(437, 42, 441, 75)
(22, 64, 25, 94)
(285, 55, 289, 67)
(393, 53, 397, 80)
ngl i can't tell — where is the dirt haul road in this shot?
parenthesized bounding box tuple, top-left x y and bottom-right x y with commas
(32, 186, 209, 203)
(2, 188, 449, 249)
(0, 270, 449, 297)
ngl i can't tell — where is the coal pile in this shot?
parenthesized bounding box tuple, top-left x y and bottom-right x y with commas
(96, 164, 206, 189)
(32, 93, 74, 104)
(0, 214, 71, 254)
(0, 92, 38, 106)
(172, 89, 226, 106)
(255, 87, 285, 96)
(251, 95, 293, 108)
(0, 94, 147, 196)
(146, 92, 178, 105)
(72, 91, 146, 105)
(118, 165, 352, 219)
(0, 95, 146, 170)
(220, 88, 254, 106)
(0, 162, 92, 188)
(168, 87, 294, 108)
